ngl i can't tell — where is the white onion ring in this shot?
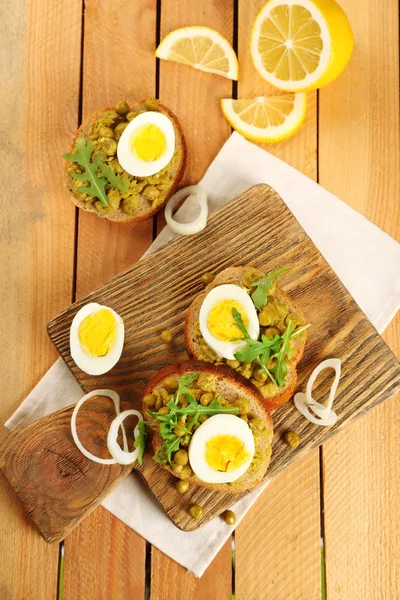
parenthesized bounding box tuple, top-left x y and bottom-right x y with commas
(164, 185, 208, 235)
(294, 392, 338, 426)
(306, 358, 341, 419)
(71, 389, 128, 464)
(107, 410, 143, 465)
(294, 358, 342, 426)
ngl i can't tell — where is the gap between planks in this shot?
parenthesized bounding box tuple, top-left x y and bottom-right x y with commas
(58, 0, 85, 598)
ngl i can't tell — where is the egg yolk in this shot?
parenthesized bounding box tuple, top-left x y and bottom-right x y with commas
(78, 309, 117, 357)
(207, 300, 249, 341)
(130, 124, 166, 162)
(205, 435, 251, 472)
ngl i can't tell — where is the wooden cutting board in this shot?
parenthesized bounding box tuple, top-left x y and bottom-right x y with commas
(1, 184, 400, 542)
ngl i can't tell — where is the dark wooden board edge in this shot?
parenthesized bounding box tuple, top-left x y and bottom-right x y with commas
(38, 184, 400, 531)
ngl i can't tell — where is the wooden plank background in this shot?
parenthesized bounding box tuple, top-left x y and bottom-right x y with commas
(0, 1, 398, 599)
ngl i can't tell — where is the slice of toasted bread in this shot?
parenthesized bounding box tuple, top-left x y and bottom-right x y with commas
(63, 100, 186, 223)
(143, 360, 273, 494)
(184, 266, 306, 412)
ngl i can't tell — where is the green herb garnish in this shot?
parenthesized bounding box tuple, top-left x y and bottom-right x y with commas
(231, 309, 310, 388)
(250, 268, 288, 310)
(148, 372, 239, 464)
(99, 162, 129, 194)
(63, 136, 128, 207)
(173, 372, 199, 404)
(134, 421, 147, 465)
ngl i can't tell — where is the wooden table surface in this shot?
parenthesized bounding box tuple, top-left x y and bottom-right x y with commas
(1, 1, 399, 598)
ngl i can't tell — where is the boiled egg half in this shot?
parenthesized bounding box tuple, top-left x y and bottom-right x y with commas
(188, 414, 255, 483)
(199, 284, 259, 360)
(117, 111, 175, 177)
(70, 303, 124, 375)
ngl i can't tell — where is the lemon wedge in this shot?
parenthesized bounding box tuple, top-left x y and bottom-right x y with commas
(156, 26, 239, 80)
(221, 94, 307, 143)
(251, 0, 354, 92)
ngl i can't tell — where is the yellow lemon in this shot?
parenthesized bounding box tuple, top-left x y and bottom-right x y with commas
(156, 26, 238, 80)
(221, 94, 307, 143)
(251, 0, 354, 92)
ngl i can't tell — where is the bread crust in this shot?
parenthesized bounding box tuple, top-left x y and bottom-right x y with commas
(63, 100, 186, 223)
(143, 360, 274, 494)
(184, 266, 307, 412)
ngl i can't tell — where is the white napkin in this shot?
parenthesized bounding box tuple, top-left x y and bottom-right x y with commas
(5, 132, 400, 577)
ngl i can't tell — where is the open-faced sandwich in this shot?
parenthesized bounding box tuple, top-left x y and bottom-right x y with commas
(143, 361, 273, 494)
(63, 98, 185, 222)
(185, 266, 309, 411)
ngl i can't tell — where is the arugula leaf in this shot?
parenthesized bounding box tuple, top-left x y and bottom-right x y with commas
(270, 320, 295, 387)
(250, 268, 288, 310)
(174, 372, 199, 404)
(291, 323, 311, 338)
(231, 307, 250, 339)
(148, 397, 238, 422)
(134, 421, 148, 465)
(63, 137, 110, 207)
(232, 308, 310, 388)
(99, 162, 129, 194)
(147, 383, 238, 465)
(63, 136, 131, 207)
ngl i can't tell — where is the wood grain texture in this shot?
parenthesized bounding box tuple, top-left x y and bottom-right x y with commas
(319, 0, 400, 597)
(47, 185, 400, 531)
(0, 0, 81, 597)
(151, 1, 235, 594)
(151, 539, 232, 600)
(236, 452, 321, 600)
(0, 400, 135, 542)
(63, 1, 157, 597)
(155, 0, 233, 235)
(63, 505, 146, 600)
(237, 0, 317, 177)
(235, 2, 321, 598)
(75, 0, 155, 298)
(158, 0, 233, 188)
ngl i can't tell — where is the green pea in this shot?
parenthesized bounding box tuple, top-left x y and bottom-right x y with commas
(171, 464, 183, 475)
(180, 465, 192, 479)
(99, 126, 115, 139)
(200, 272, 215, 286)
(200, 392, 213, 406)
(173, 420, 186, 437)
(161, 329, 173, 343)
(115, 100, 130, 116)
(253, 367, 269, 383)
(222, 510, 236, 525)
(189, 504, 203, 520)
(143, 394, 156, 408)
(283, 431, 301, 449)
(176, 480, 190, 494)
(163, 377, 179, 393)
(173, 449, 189, 466)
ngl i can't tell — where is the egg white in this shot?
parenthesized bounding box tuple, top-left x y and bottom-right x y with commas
(69, 302, 125, 376)
(199, 284, 259, 360)
(117, 111, 175, 177)
(188, 414, 255, 484)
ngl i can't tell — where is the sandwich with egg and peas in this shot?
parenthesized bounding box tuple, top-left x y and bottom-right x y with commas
(62, 99, 185, 222)
(143, 361, 273, 493)
(185, 267, 309, 412)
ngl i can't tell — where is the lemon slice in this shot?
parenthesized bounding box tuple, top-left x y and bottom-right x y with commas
(251, 0, 354, 92)
(221, 94, 307, 143)
(156, 26, 239, 80)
